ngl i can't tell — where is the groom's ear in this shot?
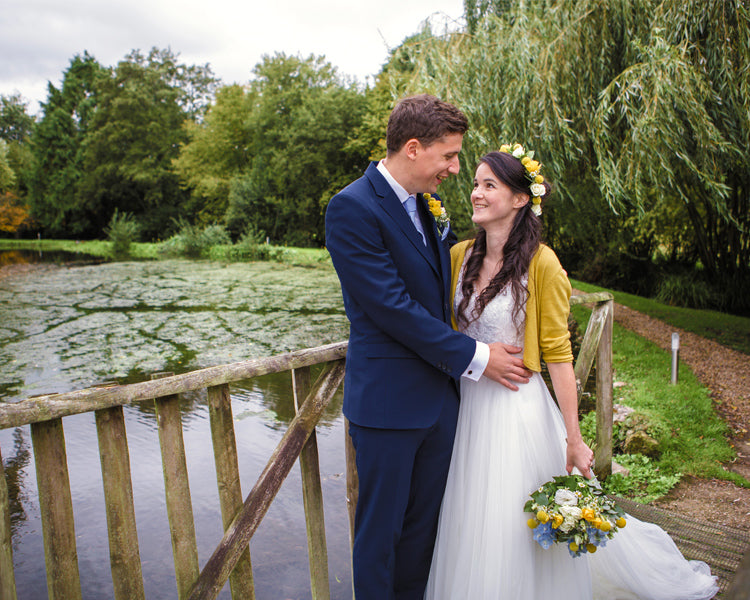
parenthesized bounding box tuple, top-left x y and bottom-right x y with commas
(404, 138, 421, 160)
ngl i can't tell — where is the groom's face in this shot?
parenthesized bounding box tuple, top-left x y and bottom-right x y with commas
(410, 133, 463, 194)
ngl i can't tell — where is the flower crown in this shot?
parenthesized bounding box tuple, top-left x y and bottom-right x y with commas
(499, 143, 547, 216)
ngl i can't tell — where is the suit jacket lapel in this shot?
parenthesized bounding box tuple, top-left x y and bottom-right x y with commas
(418, 193, 452, 314)
(365, 164, 440, 275)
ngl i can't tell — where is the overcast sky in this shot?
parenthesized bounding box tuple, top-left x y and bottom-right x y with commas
(2, 0, 465, 114)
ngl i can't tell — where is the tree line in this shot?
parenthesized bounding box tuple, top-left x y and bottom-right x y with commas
(1, 0, 747, 313)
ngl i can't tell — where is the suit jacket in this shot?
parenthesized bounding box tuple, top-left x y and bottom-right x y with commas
(325, 162, 476, 429)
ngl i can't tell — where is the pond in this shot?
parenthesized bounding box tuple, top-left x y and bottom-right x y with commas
(0, 256, 353, 599)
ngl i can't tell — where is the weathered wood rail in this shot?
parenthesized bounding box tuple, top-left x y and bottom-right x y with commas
(0, 294, 617, 599)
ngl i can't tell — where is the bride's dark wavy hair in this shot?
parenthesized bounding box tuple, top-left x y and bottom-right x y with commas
(456, 150, 549, 328)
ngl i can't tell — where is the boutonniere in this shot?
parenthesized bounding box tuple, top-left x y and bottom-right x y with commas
(424, 193, 450, 240)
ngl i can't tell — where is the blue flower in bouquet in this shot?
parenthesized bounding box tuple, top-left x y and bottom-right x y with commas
(532, 521, 554, 549)
(587, 525, 609, 548)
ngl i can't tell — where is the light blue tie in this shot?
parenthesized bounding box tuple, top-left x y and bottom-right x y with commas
(405, 195, 426, 245)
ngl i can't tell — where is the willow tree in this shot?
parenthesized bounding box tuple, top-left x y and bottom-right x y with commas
(397, 0, 749, 310)
(593, 1, 750, 301)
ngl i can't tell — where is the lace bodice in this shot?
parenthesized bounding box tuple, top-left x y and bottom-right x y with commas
(454, 253, 526, 348)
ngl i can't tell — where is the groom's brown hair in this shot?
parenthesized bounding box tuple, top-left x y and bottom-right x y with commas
(386, 94, 468, 155)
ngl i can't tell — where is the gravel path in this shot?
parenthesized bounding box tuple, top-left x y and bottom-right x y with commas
(573, 292, 750, 531)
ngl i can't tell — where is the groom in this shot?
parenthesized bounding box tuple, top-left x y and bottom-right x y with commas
(325, 94, 531, 599)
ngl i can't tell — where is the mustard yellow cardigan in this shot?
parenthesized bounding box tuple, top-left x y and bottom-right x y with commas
(450, 240, 573, 372)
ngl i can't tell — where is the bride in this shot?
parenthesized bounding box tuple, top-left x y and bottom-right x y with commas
(424, 146, 718, 599)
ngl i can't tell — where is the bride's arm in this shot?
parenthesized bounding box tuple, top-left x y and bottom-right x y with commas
(546, 361, 594, 479)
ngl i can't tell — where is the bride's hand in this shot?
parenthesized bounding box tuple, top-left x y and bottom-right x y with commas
(566, 436, 594, 479)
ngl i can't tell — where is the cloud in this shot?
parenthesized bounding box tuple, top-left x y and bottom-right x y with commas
(1, 0, 464, 112)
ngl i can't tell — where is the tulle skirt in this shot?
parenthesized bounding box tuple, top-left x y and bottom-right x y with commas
(425, 373, 718, 600)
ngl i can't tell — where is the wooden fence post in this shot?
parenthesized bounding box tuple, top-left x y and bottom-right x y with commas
(344, 418, 357, 600)
(573, 300, 611, 405)
(0, 445, 17, 600)
(207, 384, 255, 600)
(725, 546, 750, 600)
(293, 367, 330, 600)
(30, 418, 82, 600)
(594, 300, 614, 478)
(95, 406, 146, 600)
(152, 373, 200, 599)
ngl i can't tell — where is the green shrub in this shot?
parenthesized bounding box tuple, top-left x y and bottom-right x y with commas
(220, 225, 286, 261)
(163, 219, 231, 258)
(603, 455, 682, 503)
(201, 224, 232, 247)
(104, 210, 140, 258)
(655, 272, 715, 309)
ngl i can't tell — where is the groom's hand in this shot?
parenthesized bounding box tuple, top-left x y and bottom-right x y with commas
(484, 343, 532, 391)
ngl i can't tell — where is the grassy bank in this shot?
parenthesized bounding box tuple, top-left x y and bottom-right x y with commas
(571, 279, 750, 355)
(0, 238, 332, 267)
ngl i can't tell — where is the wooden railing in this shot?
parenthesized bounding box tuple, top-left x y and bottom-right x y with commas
(0, 293, 614, 600)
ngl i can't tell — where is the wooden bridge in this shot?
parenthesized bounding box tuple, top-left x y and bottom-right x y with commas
(0, 292, 748, 599)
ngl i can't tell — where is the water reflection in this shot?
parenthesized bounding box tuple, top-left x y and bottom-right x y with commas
(0, 259, 352, 599)
(1, 428, 32, 536)
(0, 248, 105, 266)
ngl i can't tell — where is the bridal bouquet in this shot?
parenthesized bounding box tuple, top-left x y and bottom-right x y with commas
(524, 474, 626, 557)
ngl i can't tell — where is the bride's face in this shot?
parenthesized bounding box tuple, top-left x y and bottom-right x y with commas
(470, 162, 528, 228)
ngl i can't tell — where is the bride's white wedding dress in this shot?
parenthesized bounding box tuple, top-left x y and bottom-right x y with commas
(424, 271, 718, 599)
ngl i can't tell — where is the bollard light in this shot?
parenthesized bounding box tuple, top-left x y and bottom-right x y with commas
(670, 332, 679, 384)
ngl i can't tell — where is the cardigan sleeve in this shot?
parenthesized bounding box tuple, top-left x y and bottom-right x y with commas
(536, 247, 574, 364)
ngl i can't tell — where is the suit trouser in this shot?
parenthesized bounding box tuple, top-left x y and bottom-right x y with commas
(348, 396, 459, 600)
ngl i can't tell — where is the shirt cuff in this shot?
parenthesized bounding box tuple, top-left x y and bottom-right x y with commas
(462, 341, 489, 381)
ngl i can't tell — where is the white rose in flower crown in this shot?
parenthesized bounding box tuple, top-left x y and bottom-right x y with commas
(512, 146, 526, 158)
(530, 183, 546, 198)
(555, 488, 579, 506)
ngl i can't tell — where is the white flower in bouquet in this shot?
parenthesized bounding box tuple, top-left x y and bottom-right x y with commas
(555, 488, 578, 506)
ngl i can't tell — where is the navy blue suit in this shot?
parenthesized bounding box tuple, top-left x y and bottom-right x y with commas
(325, 162, 476, 599)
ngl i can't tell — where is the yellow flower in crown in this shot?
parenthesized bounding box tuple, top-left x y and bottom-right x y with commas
(498, 142, 547, 216)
